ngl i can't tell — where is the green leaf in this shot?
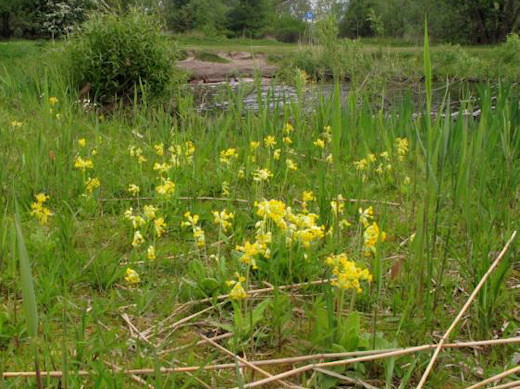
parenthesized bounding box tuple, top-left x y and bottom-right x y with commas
(14, 204, 39, 339)
(339, 311, 360, 351)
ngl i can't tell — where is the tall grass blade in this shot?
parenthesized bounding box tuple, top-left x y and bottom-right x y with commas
(14, 204, 39, 338)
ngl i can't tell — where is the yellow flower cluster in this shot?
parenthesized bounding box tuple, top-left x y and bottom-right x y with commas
(74, 156, 94, 171)
(326, 253, 372, 292)
(125, 268, 140, 284)
(253, 168, 273, 182)
(255, 199, 325, 248)
(129, 145, 147, 164)
(264, 135, 277, 149)
(156, 178, 176, 198)
(213, 209, 234, 232)
(182, 211, 205, 247)
(363, 222, 386, 257)
(85, 177, 100, 194)
(313, 126, 333, 163)
(30, 193, 53, 225)
(226, 273, 248, 300)
(395, 137, 409, 161)
(359, 207, 386, 257)
(168, 140, 195, 167)
(125, 206, 165, 253)
(219, 148, 239, 165)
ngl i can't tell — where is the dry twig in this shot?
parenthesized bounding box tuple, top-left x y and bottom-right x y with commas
(416, 231, 517, 389)
(465, 366, 520, 389)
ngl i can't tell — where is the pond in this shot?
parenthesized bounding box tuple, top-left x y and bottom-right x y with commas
(188, 79, 487, 115)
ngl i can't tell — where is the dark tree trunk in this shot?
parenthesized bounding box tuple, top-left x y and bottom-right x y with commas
(0, 12, 11, 40)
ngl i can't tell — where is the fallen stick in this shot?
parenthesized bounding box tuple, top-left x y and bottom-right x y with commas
(486, 380, 520, 389)
(104, 361, 155, 389)
(158, 332, 233, 356)
(416, 231, 517, 389)
(4, 337, 519, 379)
(312, 367, 378, 389)
(237, 336, 520, 389)
(199, 334, 304, 389)
(465, 366, 520, 389)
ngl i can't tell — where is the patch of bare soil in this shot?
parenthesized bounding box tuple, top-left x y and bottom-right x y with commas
(177, 52, 277, 83)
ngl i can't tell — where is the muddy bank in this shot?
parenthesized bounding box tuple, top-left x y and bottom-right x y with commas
(177, 52, 277, 83)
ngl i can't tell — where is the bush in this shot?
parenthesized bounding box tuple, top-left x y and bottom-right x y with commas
(66, 9, 181, 102)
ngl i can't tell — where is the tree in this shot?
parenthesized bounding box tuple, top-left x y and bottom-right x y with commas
(227, 0, 271, 38)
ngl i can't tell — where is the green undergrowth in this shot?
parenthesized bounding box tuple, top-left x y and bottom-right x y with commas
(0, 38, 519, 388)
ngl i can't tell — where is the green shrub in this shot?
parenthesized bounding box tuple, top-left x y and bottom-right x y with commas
(66, 9, 182, 102)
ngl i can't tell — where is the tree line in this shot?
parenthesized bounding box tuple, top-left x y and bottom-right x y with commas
(1, 0, 519, 44)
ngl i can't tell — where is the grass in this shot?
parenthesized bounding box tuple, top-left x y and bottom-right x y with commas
(1, 37, 520, 388)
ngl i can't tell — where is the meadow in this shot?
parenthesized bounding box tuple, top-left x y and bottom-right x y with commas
(1, 36, 520, 389)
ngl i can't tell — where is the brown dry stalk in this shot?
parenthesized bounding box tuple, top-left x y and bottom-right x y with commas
(312, 367, 378, 389)
(104, 361, 155, 389)
(199, 334, 304, 389)
(465, 366, 520, 389)
(158, 332, 233, 356)
(416, 231, 517, 389)
(238, 336, 520, 389)
(486, 380, 520, 389)
(4, 337, 519, 380)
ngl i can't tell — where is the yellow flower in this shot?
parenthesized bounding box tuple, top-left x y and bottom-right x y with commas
(354, 158, 368, 171)
(30, 193, 53, 225)
(302, 191, 315, 202)
(325, 154, 333, 164)
(153, 162, 171, 174)
(363, 222, 386, 257)
(282, 136, 293, 145)
(147, 245, 156, 260)
(48, 96, 59, 105)
(273, 149, 281, 160)
(193, 226, 205, 247)
(78, 138, 86, 147)
(154, 143, 164, 156)
(253, 168, 273, 182)
(91, 149, 98, 156)
(154, 217, 167, 237)
(182, 211, 199, 227)
(286, 159, 298, 171)
(283, 123, 294, 134)
(127, 184, 140, 196)
(143, 205, 157, 219)
(35, 193, 49, 203)
(11, 120, 23, 128)
(220, 148, 239, 165)
(213, 209, 234, 232)
(238, 168, 245, 179)
(222, 181, 230, 196)
(156, 178, 176, 197)
(330, 195, 345, 216)
(264, 135, 277, 149)
(326, 253, 372, 293)
(359, 206, 374, 227)
(313, 138, 325, 149)
(250, 141, 260, 151)
(132, 231, 145, 247)
(74, 156, 94, 171)
(129, 146, 147, 163)
(368, 153, 377, 163)
(229, 282, 248, 300)
(395, 137, 409, 161)
(125, 268, 140, 284)
(85, 177, 100, 193)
